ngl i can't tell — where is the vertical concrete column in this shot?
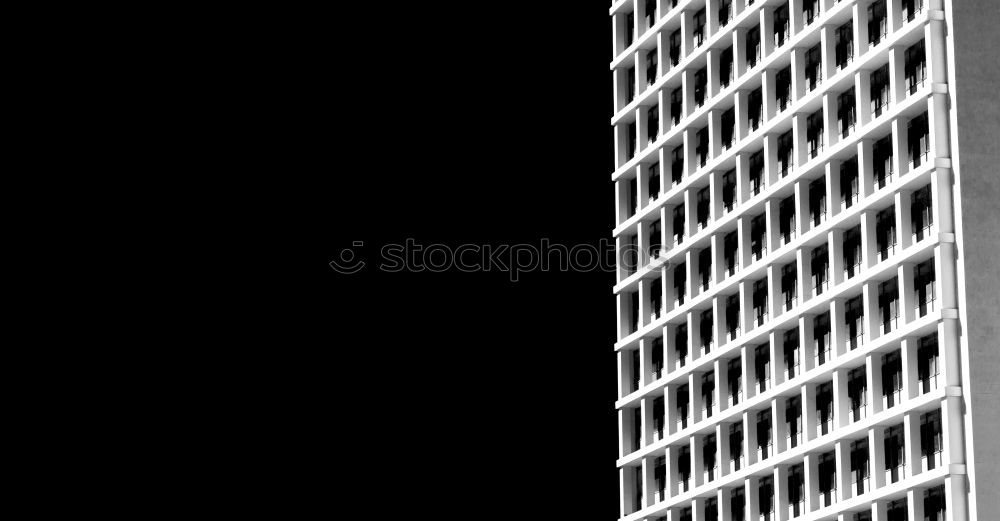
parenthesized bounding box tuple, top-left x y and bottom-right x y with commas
(709, 109, 723, 159)
(740, 280, 754, 335)
(823, 92, 838, 152)
(897, 262, 915, 325)
(684, 188, 698, 240)
(717, 421, 731, 477)
(796, 247, 810, 303)
(690, 371, 703, 423)
(713, 296, 726, 350)
(873, 499, 888, 521)
(886, 0, 902, 33)
(737, 215, 752, 269)
(820, 24, 835, 80)
(684, 127, 697, 178)
(765, 198, 779, 258)
(657, 30, 668, 85)
(860, 209, 877, 269)
(692, 433, 706, 488)
(869, 425, 887, 490)
(907, 488, 925, 521)
(707, 48, 721, 99)
(835, 439, 851, 502)
(706, 0, 720, 37)
(825, 159, 842, 220)
(746, 475, 761, 521)
(642, 456, 654, 508)
(619, 466, 628, 517)
(686, 251, 698, 302)
(899, 336, 918, 400)
(715, 359, 727, 413)
(789, 0, 803, 35)
(745, 410, 759, 465)
(770, 330, 783, 388)
(666, 444, 679, 496)
(711, 235, 725, 289)
(718, 487, 733, 521)
(927, 92, 950, 159)
(709, 170, 724, 222)
(805, 452, 819, 514)
(891, 116, 909, 179)
(735, 89, 749, 140)
(935, 242, 958, 310)
(641, 339, 653, 389)
(638, 223, 650, 280)
(938, 319, 961, 388)
(857, 139, 875, 197)
(930, 167, 954, 234)
(855, 70, 873, 127)
(832, 367, 849, 428)
(741, 344, 753, 401)
(666, 383, 679, 435)
(830, 299, 847, 358)
(736, 152, 751, 204)
(682, 69, 696, 119)
(773, 397, 789, 454)
(802, 382, 817, 442)
(791, 47, 807, 101)
(853, 1, 870, 57)
(941, 395, 966, 467)
(792, 112, 807, 170)
(681, 9, 695, 59)
(794, 180, 809, 237)
(861, 280, 878, 345)
(924, 20, 947, 84)
(733, 27, 748, 77)
(865, 351, 884, 417)
(888, 45, 906, 106)
(829, 228, 845, 287)
(762, 68, 778, 121)
(894, 189, 913, 251)
(768, 263, 782, 321)
(903, 411, 921, 479)
(775, 465, 790, 521)
(763, 133, 779, 187)
(944, 474, 969, 521)
(760, 7, 775, 57)
(636, 52, 649, 98)
(800, 314, 815, 373)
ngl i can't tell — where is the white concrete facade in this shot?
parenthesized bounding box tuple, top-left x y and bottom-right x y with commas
(611, 1, 977, 521)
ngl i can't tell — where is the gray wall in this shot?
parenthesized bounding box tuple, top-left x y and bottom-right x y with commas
(949, 0, 1000, 518)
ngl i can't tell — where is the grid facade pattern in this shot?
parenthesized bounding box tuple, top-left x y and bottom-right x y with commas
(610, 1, 970, 521)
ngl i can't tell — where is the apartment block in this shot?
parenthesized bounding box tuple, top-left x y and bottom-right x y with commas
(611, 1, 998, 520)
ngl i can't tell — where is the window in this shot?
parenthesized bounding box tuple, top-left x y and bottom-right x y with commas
(670, 28, 682, 66)
(721, 46, 734, 88)
(676, 327, 690, 376)
(626, 12, 636, 47)
(702, 374, 716, 420)
(671, 144, 685, 184)
(757, 409, 773, 460)
(696, 126, 709, 167)
(848, 366, 868, 421)
(678, 445, 692, 491)
(731, 487, 746, 521)
(700, 307, 714, 353)
(748, 87, 763, 130)
(887, 499, 907, 521)
(774, 3, 790, 48)
(811, 245, 829, 296)
(695, 67, 708, 107)
(645, 0, 657, 28)
(807, 109, 824, 158)
(727, 294, 741, 339)
(747, 27, 761, 68)
(902, 0, 924, 22)
(915, 258, 936, 316)
(814, 313, 831, 365)
(905, 40, 927, 94)
(878, 278, 899, 335)
(850, 438, 870, 495)
(776, 66, 792, 112)
(755, 344, 771, 392)
(698, 191, 710, 233)
(628, 67, 637, 103)
(786, 397, 803, 448)
(725, 231, 739, 276)
(779, 195, 796, 244)
(882, 350, 903, 409)
(648, 105, 660, 144)
(722, 107, 736, 149)
(705, 498, 718, 521)
(650, 272, 663, 313)
(876, 206, 896, 260)
(778, 129, 794, 177)
(653, 396, 665, 439)
(630, 348, 641, 392)
(730, 423, 744, 471)
(917, 334, 940, 393)
(728, 357, 742, 405)
(693, 8, 707, 47)
(838, 88, 856, 137)
(844, 226, 862, 279)
(646, 49, 659, 86)
(805, 43, 822, 91)
(719, 0, 733, 28)
(789, 463, 805, 517)
(627, 122, 637, 159)
(845, 295, 864, 350)
(631, 291, 641, 333)
(677, 384, 690, 428)
(908, 113, 930, 168)
(873, 134, 893, 188)
(631, 406, 643, 451)
(671, 86, 683, 126)
(654, 455, 667, 500)
(674, 262, 687, 305)
(924, 485, 946, 521)
(784, 329, 801, 380)
(921, 410, 943, 471)
(759, 477, 775, 521)
(753, 278, 768, 327)
(835, 20, 854, 69)
(652, 337, 665, 379)
(868, 0, 887, 46)
(723, 169, 737, 213)
(649, 162, 662, 201)
(884, 424, 905, 484)
(817, 382, 835, 435)
(809, 178, 826, 225)
(751, 214, 767, 260)
(871, 64, 890, 118)
(818, 452, 837, 508)
(781, 262, 797, 310)
(840, 157, 860, 209)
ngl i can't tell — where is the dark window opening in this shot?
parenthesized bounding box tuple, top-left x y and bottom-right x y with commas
(781, 262, 797, 310)
(838, 88, 857, 137)
(809, 177, 827, 225)
(868, 0, 887, 46)
(871, 64, 891, 118)
(846, 295, 864, 351)
(811, 245, 829, 296)
(807, 109, 824, 159)
(878, 278, 900, 336)
(844, 226, 862, 279)
(835, 20, 854, 69)
(905, 40, 927, 94)
(915, 258, 936, 317)
(908, 112, 929, 168)
(841, 157, 860, 208)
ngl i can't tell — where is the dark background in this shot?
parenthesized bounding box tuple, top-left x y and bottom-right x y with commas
(278, 4, 620, 518)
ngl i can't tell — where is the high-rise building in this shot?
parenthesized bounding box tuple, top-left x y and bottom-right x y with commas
(610, 1, 998, 520)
